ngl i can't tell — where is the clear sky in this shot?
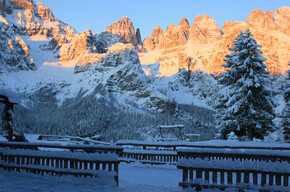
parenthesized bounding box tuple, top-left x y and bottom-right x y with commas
(37, 0, 289, 40)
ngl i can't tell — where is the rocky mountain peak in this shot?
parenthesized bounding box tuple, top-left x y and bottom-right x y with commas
(246, 9, 277, 31)
(105, 16, 140, 46)
(35, 2, 55, 21)
(179, 17, 190, 29)
(151, 26, 163, 38)
(194, 14, 222, 42)
(274, 6, 290, 36)
(10, 0, 33, 10)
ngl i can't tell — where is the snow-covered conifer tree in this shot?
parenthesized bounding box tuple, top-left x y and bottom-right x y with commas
(216, 29, 275, 140)
(282, 62, 290, 142)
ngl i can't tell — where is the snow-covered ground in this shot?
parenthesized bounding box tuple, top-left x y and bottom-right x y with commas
(0, 163, 181, 192)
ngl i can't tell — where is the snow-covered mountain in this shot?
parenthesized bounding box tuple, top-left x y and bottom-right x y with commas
(0, 0, 288, 141)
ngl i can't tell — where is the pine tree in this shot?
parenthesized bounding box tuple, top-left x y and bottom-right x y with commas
(216, 29, 275, 140)
(282, 61, 290, 142)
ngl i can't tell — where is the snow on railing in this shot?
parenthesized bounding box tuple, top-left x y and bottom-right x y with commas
(178, 158, 290, 173)
(117, 140, 290, 165)
(177, 148, 290, 162)
(0, 141, 123, 153)
(38, 135, 110, 145)
(0, 148, 119, 161)
(120, 148, 177, 164)
(117, 140, 290, 150)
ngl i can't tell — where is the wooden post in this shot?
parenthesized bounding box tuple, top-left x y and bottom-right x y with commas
(283, 175, 289, 187)
(64, 159, 68, 169)
(213, 171, 217, 183)
(189, 169, 193, 182)
(83, 161, 88, 170)
(114, 163, 119, 174)
(244, 172, 249, 183)
(89, 162, 93, 170)
(108, 163, 112, 171)
(56, 158, 59, 168)
(227, 171, 232, 184)
(236, 171, 241, 183)
(70, 160, 75, 169)
(276, 174, 281, 186)
(253, 172, 258, 185)
(269, 174, 274, 186)
(183, 168, 188, 182)
(102, 163, 106, 170)
(220, 171, 224, 184)
(95, 163, 100, 170)
(196, 169, 202, 179)
(261, 173, 266, 186)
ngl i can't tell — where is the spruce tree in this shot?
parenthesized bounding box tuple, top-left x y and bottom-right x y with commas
(282, 62, 290, 142)
(217, 29, 275, 140)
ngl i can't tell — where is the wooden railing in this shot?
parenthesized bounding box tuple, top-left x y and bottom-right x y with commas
(0, 141, 123, 186)
(117, 140, 290, 151)
(38, 135, 110, 145)
(117, 140, 290, 165)
(120, 149, 177, 164)
(0, 141, 122, 153)
(177, 148, 290, 191)
(177, 148, 290, 162)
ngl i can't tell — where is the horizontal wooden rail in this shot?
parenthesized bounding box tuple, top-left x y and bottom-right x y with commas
(117, 140, 290, 151)
(38, 135, 110, 145)
(177, 148, 290, 163)
(0, 141, 123, 153)
(120, 150, 177, 164)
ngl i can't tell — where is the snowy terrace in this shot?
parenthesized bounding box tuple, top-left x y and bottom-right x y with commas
(0, 134, 290, 191)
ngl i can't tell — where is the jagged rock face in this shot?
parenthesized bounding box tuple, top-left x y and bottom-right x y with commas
(0, 21, 36, 73)
(143, 26, 164, 51)
(247, 9, 277, 31)
(60, 31, 124, 66)
(59, 30, 106, 63)
(162, 19, 189, 48)
(10, 0, 33, 10)
(5, 0, 76, 43)
(274, 7, 290, 36)
(140, 6, 290, 76)
(105, 16, 139, 46)
(74, 42, 135, 73)
(188, 23, 207, 44)
(143, 18, 190, 51)
(194, 14, 222, 42)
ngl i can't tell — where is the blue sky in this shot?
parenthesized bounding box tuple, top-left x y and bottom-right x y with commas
(37, 0, 289, 40)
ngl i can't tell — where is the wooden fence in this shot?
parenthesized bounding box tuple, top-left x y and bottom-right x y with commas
(120, 149, 177, 165)
(117, 140, 290, 165)
(177, 148, 290, 191)
(0, 141, 123, 186)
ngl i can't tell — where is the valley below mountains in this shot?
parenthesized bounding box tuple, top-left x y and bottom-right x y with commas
(0, 0, 289, 141)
